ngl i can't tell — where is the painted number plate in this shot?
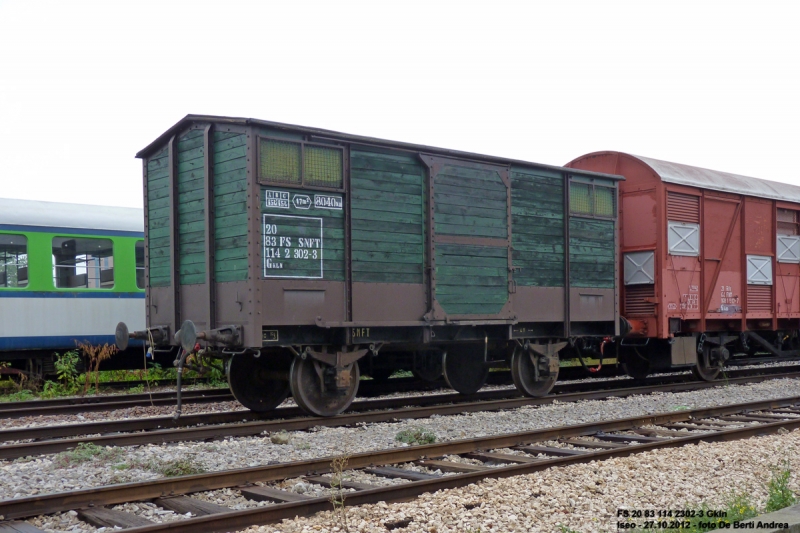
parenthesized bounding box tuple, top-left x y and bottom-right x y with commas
(263, 214, 323, 278)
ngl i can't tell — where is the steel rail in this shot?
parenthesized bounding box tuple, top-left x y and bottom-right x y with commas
(120, 413, 800, 533)
(2, 370, 799, 460)
(1, 364, 796, 420)
(0, 389, 233, 419)
(1, 395, 799, 523)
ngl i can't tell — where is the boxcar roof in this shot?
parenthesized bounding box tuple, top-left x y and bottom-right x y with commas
(574, 151, 800, 204)
(0, 198, 144, 234)
(137, 115, 623, 181)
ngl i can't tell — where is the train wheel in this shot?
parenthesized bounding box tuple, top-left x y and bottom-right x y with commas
(443, 344, 488, 395)
(510, 347, 558, 397)
(227, 353, 290, 413)
(289, 356, 360, 417)
(692, 346, 722, 381)
(412, 350, 443, 382)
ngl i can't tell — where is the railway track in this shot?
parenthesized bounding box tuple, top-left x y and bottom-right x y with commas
(1, 369, 799, 460)
(1, 363, 798, 420)
(0, 373, 513, 420)
(1, 395, 799, 532)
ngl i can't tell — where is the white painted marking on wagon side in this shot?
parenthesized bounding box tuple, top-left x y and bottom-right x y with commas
(265, 190, 290, 209)
(262, 214, 323, 279)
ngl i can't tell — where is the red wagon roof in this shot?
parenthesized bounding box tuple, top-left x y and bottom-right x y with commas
(571, 151, 800, 203)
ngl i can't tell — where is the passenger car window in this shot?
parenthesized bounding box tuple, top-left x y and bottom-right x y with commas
(135, 240, 145, 289)
(0, 234, 28, 288)
(52, 237, 114, 289)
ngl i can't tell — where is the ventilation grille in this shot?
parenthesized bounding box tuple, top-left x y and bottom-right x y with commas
(747, 285, 773, 313)
(667, 192, 700, 224)
(624, 284, 656, 316)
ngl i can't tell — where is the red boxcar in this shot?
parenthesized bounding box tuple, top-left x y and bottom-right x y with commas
(567, 152, 800, 379)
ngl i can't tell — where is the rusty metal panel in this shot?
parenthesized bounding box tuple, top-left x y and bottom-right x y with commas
(620, 190, 658, 249)
(702, 196, 743, 317)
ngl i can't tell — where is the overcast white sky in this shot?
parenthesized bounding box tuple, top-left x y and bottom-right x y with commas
(1, 0, 798, 209)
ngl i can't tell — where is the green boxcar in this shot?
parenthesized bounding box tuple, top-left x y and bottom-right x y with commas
(131, 116, 622, 416)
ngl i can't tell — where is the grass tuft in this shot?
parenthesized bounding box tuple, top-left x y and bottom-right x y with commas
(53, 442, 123, 467)
(148, 457, 206, 477)
(395, 427, 436, 445)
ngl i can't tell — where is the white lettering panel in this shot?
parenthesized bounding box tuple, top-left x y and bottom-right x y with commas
(263, 214, 323, 279)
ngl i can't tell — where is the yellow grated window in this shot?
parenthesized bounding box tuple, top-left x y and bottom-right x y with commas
(594, 187, 615, 217)
(260, 139, 301, 184)
(570, 182, 592, 214)
(304, 145, 343, 188)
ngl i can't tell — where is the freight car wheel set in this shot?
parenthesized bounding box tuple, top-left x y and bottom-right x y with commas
(114, 115, 800, 417)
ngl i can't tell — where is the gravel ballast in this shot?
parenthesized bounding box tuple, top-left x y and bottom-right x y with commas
(242, 428, 800, 533)
(2, 376, 800, 532)
(3, 378, 800, 499)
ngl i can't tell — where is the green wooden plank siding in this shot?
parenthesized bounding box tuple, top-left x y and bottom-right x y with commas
(177, 130, 206, 285)
(434, 165, 507, 239)
(569, 218, 615, 288)
(260, 186, 344, 281)
(213, 131, 248, 282)
(435, 244, 507, 315)
(350, 150, 425, 284)
(147, 146, 170, 287)
(511, 167, 565, 287)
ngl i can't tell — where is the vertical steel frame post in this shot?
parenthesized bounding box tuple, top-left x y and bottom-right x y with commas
(203, 124, 216, 330)
(168, 135, 181, 332)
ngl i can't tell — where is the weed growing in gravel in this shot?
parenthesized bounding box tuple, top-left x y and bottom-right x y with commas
(128, 384, 145, 394)
(679, 493, 758, 532)
(680, 463, 796, 531)
(395, 427, 436, 445)
(765, 460, 797, 512)
(557, 526, 581, 533)
(53, 443, 123, 467)
(329, 454, 350, 532)
(147, 457, 206, 477)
